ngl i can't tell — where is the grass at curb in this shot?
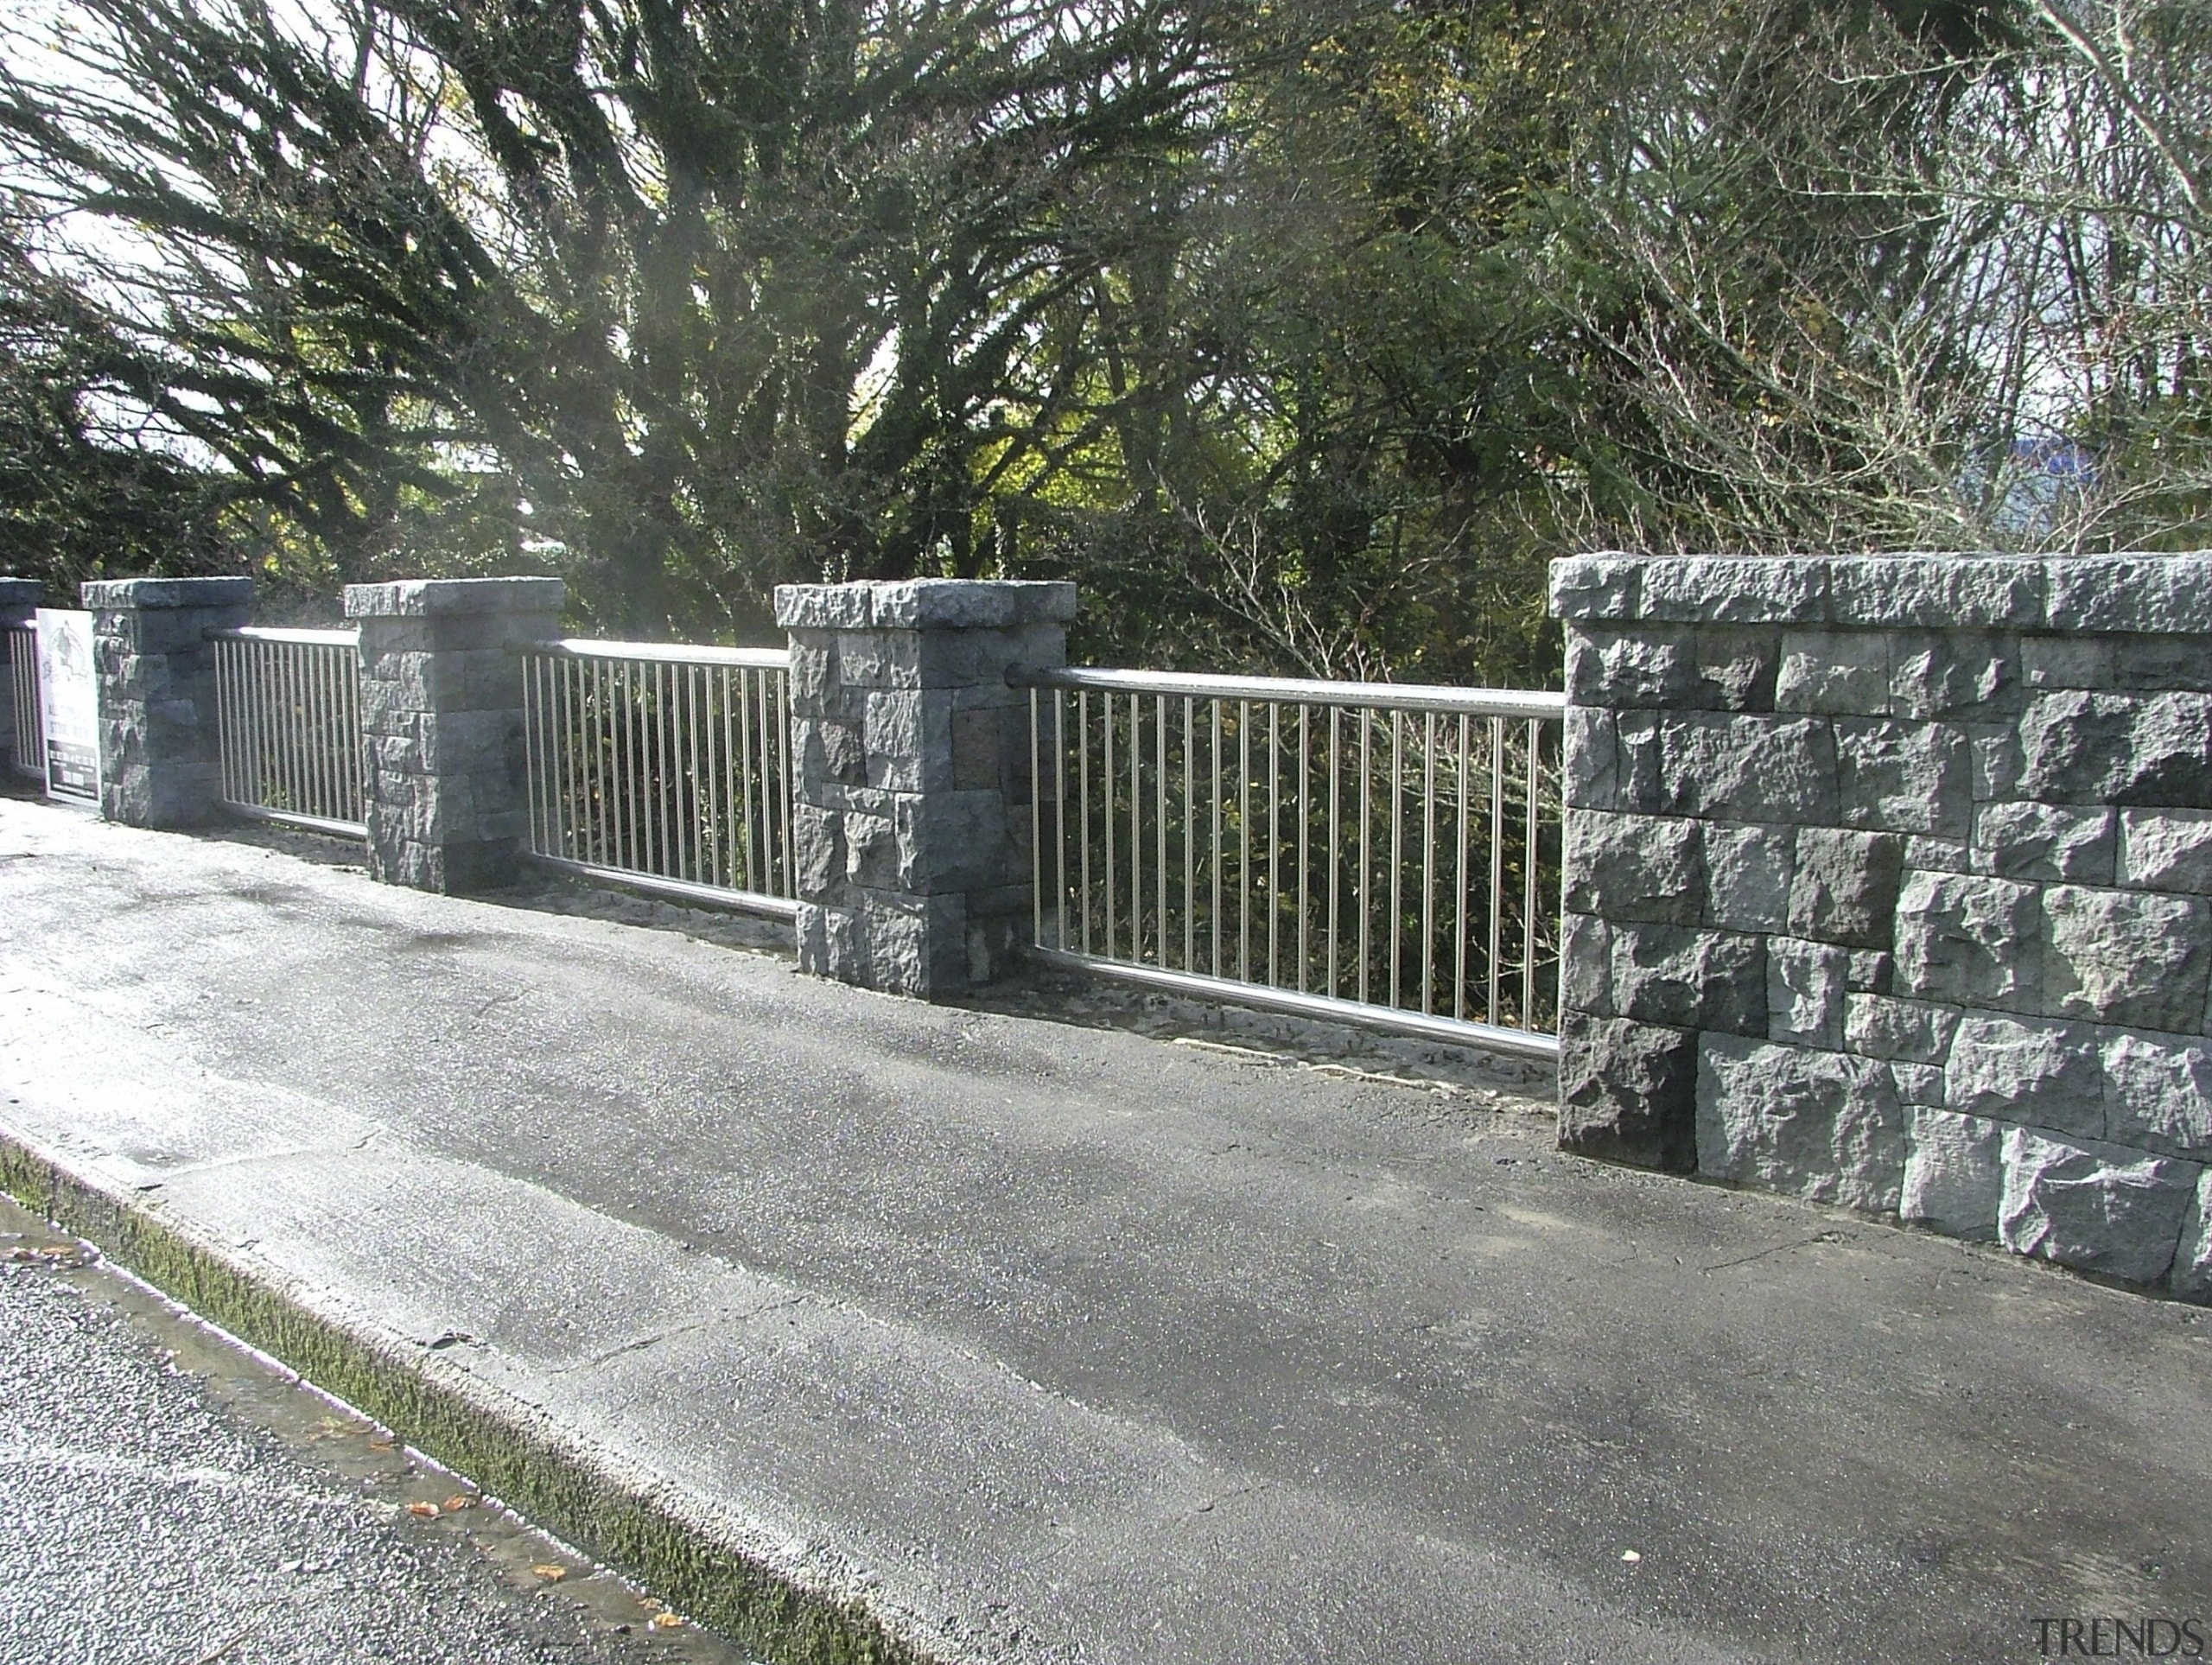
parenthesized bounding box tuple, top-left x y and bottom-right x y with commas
(0, 1128, 933, 1665)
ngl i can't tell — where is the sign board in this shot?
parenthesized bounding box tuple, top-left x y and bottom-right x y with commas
(35, 608, 99, 803)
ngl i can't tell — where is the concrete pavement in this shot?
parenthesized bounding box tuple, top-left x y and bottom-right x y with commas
(2, 794, 2208, 1664)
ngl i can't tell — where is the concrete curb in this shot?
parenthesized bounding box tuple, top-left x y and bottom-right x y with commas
(0, 1122, 931, 1665)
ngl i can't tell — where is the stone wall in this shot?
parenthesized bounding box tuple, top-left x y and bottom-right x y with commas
(1554, 553, 2212, 1300)
(82, 577, 255, 828)
(775, 579, 1073, 998)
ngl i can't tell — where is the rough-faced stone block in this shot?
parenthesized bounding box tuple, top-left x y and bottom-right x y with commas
(1787, 827, 1904, 949)
(1970, 724, 2022, 802)
(1702, 822, 1795, 932)
(1567, 626, 1695, 708)
(1556, 1013, 1698, 1172)
(1697, 1036, 1904, 1211)
(1617, 712, 1662, 811)
(2101, 1032, 2212, 1161)
(1655, 714, 1838, 824)
(1889, 632, 2018, 720)
(1835, 718, 1970, 839)
(2021, 633, 2112, 690)
(2042, 884, 2209, 1032)
(2019, 690, 2138, 804)
(1900, 1107, 2004, 1238)
(1972, 803, 2115, 885)
(2172, 1171, 2212, 1304)
(1608, 923, 1767, 1034)
(1825, 556, 2045, 630)
(2120, 693, 2212, 808)
(1563, 810, 1703, 924)
(1775, 630, 1890, 715)
(1946, 1013, 2102, 1140)
(1641, 558, 1829, 625)
(86, 576, 255, 829)
(2119, 809, 2212, 893)
(1691, 627, 1780, 711)
(1560, 911, 1613, 1016)
(1891, 1061, 1945, 1105)
(2044, 554, 2212, 635)
(1768, 937, 1849, 1049)
(1563, 705, 1618, 811)
(1847, 950, 1893, 994)
(1893, 871, 2040, 1011)
(1998, 1126, 2196, 1285)
(1548, 555, 1642, 621)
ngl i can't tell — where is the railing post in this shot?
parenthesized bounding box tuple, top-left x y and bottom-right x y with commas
(344, 577, 565, 893)
(81, 576, 255, 828)
(0, 577, 40, 775)
(775, 578, 1076, 998)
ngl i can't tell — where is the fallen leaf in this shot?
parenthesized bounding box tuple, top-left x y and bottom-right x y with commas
(443, 1496, 474, 1512)
(1621, 1549, 1643, 1564)
(406, 1502, 441, 1518)
(648, 1612, 683, 1630)
(531, 1564, 568, 1582)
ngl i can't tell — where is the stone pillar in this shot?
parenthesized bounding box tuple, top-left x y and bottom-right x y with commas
(344, 577, 565, 894)
(81, 576, 255, 827)
(775, 578, 1076, 998)
(1553, 550, 2212, 1302)
(0, 577, 40, 774)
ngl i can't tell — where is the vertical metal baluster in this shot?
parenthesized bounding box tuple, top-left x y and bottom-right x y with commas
(213, 640, 231, 804)
(1455, 713, 1470, 1022)
(697, 665, 718, 885)
(1053, 690, 1069, 950)
(1422, 710, 1437, 1015)
(290, 643, 308, 815)
(588, 661, 607, 866)
(1326, 706, 1340, 999)
(720, 668, 739, 889)
(555, 657, 575, 858)
(298, 643, 319, 817)
(1237, 700, 1250, 984)
(1078, 688, 1092, 956)
(776, 671, 794, 896)
(1489, 715, 1505, 1026)
(320, 642, 340, 820)
(1357, 708, 1371, 1006)
(1389, 709, 1403, 1011)
(1210, 698, 1223, 979)
(683, 664, 701, 881)
(1030, 688, 1043, 948)
(522, 656, 540, 852)
(655, 662, 675, 879)
(1159, 690, 1176, 968)
(1128, 692, 1141, 963)
(275, 642, 295, 813)
(1524, 717, 1543, 1031)
(1104, 692, 1119, 961)
(1182, 696, 1195, 973)
(1297, 703, 1309, 994)
(1267, 702, 1280, 988)
(618, 660, 639, 873)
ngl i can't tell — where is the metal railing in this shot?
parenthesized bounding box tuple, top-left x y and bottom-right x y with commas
(6, 625, 39, 780)
(1015, 668, 1566, 1059)
(211, 627, 366, 836)
(520, 639, 797, 919)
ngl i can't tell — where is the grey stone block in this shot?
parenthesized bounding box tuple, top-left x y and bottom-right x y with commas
(82, 576, 257, 611)
(1893, 871, 2040, 1011)
(1692, 627, 1780, 711)
(1653, 714, 1838, 823)
(1566, 626, 1695, 709)
(1555, 1012, 1699, 1172)
(1947, 1013, 2103, 1139)
(1904, 836, 1972, 874)
(2101, 1032, 2212, 1161)
(2172, 1171, 2212, 1303)
(1847, 950, 1893, 994)
(1775, 630, 1890, 715)
(1972, 803, 2116, 884)
(1768, 937, 1849, 1049)
(1970, 724, 2021, 801)
(2120, 692, 2212, 808)
(2119, 809, 2212, 893)
(2042, 884, 2209, 1032)
(1825, 556, 2045, 630)
(1835, 718, 1970, 839)
(1642, 557, 1829, 625)
(1563, 810, 1703, 924)
(1560, 911, 1612, 1016)
(1889, 632, 2018, 720)
(1608, 923, 1767, 1034)
(1891, 1062, 1946, 1106)
(1563, 706, 1618, 811)
(1900, 1107, 2004, 1238)
(2020, 633, 2111, 690)
(1697, 1036, 1904, 1211)
(1788, 827, 1904, 949)
(1702, 822, 1794, 932)
(775, 579, 1077, 632)
(1548, 554, 1643, 622)
(1998, 1126, 2196, 1284)
(342, 577, 563, 618)
(1616, 712, 1662, 811)
(2044, 554, 2212, 635)
(2018, 690, 2138, 803)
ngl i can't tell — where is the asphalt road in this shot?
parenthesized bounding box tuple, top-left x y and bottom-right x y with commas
(0, 1198, 760, 1665)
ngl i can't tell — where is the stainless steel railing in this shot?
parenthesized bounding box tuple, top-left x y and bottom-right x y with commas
(1015, 667, 1566, 1059)
(6, 625, 39, 780)
(519, 639, 797, 919)
(211, 627, 366, 836)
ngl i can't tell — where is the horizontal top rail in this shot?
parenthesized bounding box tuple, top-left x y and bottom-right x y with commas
(207, 626, 359, 647)
(525, 638, 791, 670)
(1011, 664, 1567, 720)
